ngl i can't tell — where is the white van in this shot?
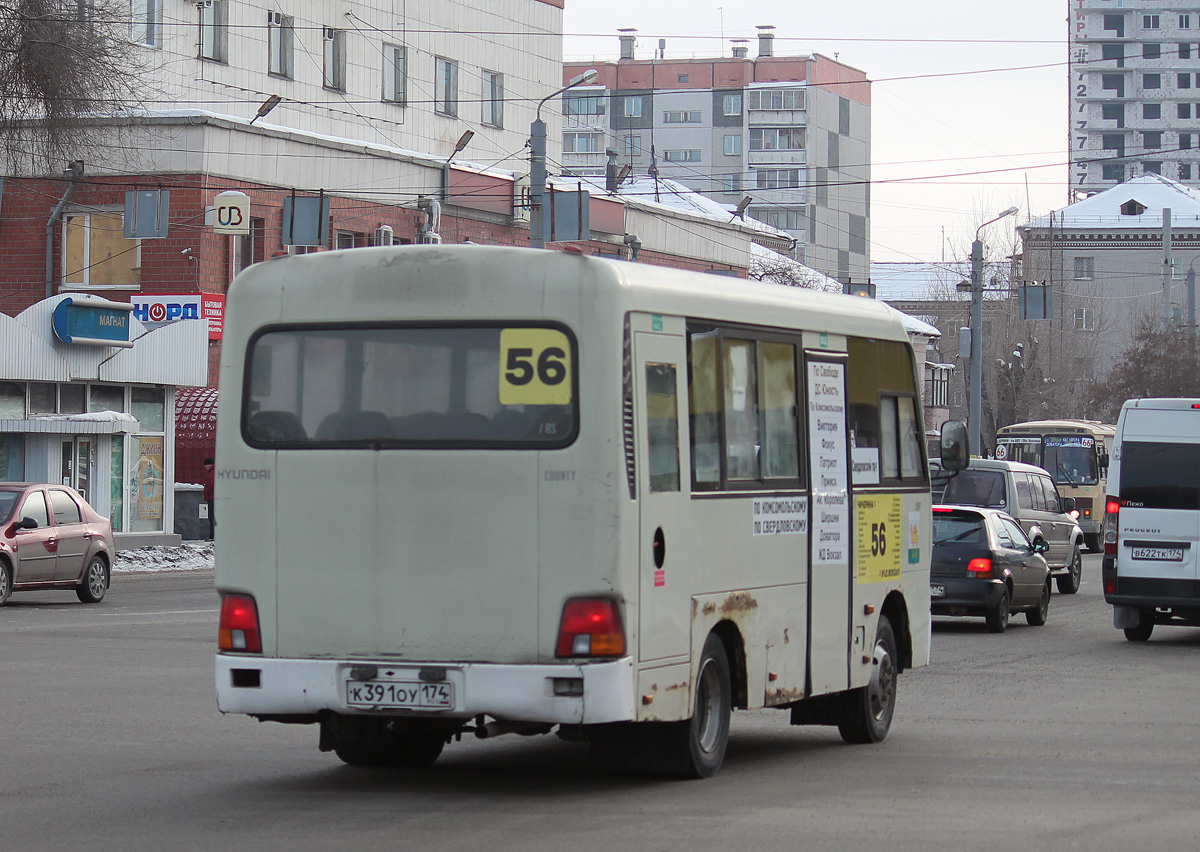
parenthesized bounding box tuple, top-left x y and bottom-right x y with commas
(1102, 398, 1200, 641)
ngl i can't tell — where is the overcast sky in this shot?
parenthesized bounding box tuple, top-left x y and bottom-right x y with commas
(563, 1, 1068, 265)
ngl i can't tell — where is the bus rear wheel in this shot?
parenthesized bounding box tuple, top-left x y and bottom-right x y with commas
(323, 717, 446, 768)
(839, 616, 898, 744)
(683, 633, 731, 778)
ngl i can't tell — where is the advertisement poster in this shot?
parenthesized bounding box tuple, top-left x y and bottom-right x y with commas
(132, 436, 164, 521)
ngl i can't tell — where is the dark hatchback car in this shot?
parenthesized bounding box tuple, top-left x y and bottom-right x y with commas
(931, 506, 1052, 633)
(0, 483, 114, 605)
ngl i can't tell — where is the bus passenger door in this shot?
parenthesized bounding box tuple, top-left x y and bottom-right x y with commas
(635, 331, 691, 663)
(804, 354, 852, 697)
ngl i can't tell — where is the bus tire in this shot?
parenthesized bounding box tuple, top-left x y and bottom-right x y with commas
(683, 633, 732, 778)
(839, 615, 898, 744)
(326, 717, 445, 768)
(1056, 546, 1082, 595)
(1084, 533, 1102, 554)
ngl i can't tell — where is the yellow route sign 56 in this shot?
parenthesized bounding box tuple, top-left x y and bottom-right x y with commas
(856, 494, 902, 583)
(498, 328, 572, 405)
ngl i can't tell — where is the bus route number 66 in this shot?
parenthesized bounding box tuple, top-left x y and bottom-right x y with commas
(499, 328, 573, 406)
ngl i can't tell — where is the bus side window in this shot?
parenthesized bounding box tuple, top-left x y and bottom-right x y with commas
(646, 364, 681, 492)
(688, 331, 721, 488)
(723, 339, 760, 481)
(758, 341, 799, 479)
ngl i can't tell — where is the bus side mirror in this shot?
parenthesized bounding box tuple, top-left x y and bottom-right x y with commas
(1100, 451, 1110, 470)
(939, 420, 969, 472)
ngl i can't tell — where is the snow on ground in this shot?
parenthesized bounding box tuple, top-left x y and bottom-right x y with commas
(112, 542, 214, 573)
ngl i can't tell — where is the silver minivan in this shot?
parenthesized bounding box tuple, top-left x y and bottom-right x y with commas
(936, 459, 1085, 594)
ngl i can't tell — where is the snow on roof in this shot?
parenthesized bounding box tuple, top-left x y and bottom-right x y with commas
(871, 261, 971, 301)
(1022, 173, 1200, 229)
(566, 174, 791, 239)
(748, 242, 842, 293)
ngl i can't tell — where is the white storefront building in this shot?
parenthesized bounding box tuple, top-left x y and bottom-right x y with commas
(0, 296, 206, 548)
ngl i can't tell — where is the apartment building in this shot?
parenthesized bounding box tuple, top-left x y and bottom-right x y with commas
(563, 27, 871, 286)
(1071, 0, 1200, 195)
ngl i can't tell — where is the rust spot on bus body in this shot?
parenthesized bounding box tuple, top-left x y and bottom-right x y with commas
(720, 592, 758, 614)
(765, 686, 805, 706)
(702, 601, 717, 615)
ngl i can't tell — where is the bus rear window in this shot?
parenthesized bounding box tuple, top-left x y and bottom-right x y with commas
(242, 324, 577, 448)
(1119, 441, 1200, 510)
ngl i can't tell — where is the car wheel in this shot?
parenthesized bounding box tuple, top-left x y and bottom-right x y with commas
(75, 556, 108, 603)
(1027, 580, 1050, 626)
(1124, 611, 1155, 642)
(839, 616, 899, 744)
(986, 588, 1010, 633)
(679, 633, 732, 778)
(1056, 545, 1082, 595)
(0, 560, 11, 605)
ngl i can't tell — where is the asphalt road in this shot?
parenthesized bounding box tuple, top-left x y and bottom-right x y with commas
(2, 555, 1198, 852)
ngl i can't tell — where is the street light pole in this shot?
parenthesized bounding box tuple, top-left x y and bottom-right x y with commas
(530, 69, 598, 248)
(969, 206, 1019, 457)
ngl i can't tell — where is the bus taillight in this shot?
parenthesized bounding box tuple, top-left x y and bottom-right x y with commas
(555, 598, 626, 658)
(1103, 497, 1120, 557)
(219, 594, 262, 653)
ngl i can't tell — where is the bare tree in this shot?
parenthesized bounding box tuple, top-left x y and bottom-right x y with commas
(749, 250, 841, 293)
(1087, 318, 1200, 421)
(0, 0, 143, 172)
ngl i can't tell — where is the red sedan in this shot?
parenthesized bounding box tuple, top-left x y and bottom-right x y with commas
(0, 483, 114, 605)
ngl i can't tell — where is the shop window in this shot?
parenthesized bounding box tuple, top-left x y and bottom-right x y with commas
(59, 384, 86, 414)
(110, 435, 123, 531)
(90, 385, 125, 413)
(63, 210, 141, 289)
(29, 383, 56, 414)
(0, 382, 26, 418)
(131, 387, 165, 432)
(0, 434, 25, 481)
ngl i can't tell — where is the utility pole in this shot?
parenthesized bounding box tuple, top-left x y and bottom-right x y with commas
(969, 206, 1019, 457)
(529, 69, 598, 248)
(1163, 207, 1174, 330)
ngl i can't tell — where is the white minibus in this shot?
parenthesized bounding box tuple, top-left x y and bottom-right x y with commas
(1103, 398, 1200, 641)
(214, 245, 961, 776)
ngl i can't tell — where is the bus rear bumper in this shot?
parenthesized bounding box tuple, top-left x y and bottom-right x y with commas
(215, 654, 637, 725)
